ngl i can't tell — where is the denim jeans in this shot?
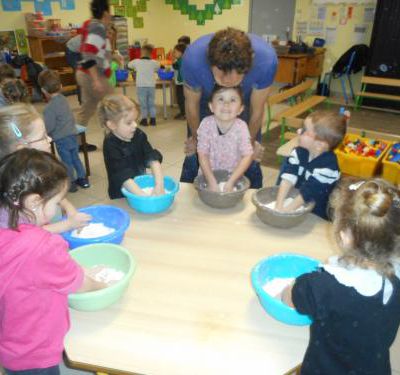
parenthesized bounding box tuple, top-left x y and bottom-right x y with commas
(137, 87, 156, 119)
(180, 124, 264, 188)
(5, 365, 60, 375)
(55, 135, 86, 182)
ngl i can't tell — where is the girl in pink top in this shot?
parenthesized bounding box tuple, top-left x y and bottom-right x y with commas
(0, 149, 106, 375)
(197, 85, 253, 193)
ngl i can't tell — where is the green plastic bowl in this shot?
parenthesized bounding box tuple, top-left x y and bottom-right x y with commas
(68, 243, 136, 311)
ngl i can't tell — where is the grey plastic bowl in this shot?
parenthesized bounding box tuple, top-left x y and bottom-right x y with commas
(194, 170, 250, 209)
(252, 186, 315, 228)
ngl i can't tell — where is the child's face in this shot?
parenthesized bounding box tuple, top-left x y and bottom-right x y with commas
(208, 88, 244, 123)
(23, 118, 52, 153)
(108, 108, 138, 142)
(28, 182, 68, 226)
(173, 49, 182, 59)
(298, 118, 317, 151)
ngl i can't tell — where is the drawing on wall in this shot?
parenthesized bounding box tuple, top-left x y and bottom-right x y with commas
(1, 0, 75, 16)
(0, 30, 18, 52)
(15, 28, 29, 54)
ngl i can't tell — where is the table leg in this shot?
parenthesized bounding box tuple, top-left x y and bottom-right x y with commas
(162, 82, 167, 119)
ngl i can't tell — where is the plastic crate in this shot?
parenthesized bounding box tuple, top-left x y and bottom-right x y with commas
(334, 133, 390, 178)
(382, 143, 400, 185)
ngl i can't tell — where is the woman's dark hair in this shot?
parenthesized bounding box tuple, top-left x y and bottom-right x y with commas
(174, 43, 187, 55)
(209, 84, 244, 105)
(208, 28, 253, 74)
(90, 0, 110, 19)
(0, 148, 68, 229)
(178, 35, 191, 45)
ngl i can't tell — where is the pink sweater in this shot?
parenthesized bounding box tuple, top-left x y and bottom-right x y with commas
(0, 224, 83, 371)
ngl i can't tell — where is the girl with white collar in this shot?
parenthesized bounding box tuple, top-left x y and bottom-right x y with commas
(282, 178, 400, 375)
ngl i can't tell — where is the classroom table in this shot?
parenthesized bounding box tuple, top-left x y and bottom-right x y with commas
(117, 79, 173, 120)
(65, 183, 338, 375)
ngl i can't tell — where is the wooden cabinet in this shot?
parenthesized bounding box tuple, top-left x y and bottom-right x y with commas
(28, 36, 76, 91)
(275, 48, 326, 85)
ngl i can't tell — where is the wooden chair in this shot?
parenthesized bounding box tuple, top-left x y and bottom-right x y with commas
(50, 125, 91, 177)
(355, 76, 400, 110)
(265, 80, 326, 142)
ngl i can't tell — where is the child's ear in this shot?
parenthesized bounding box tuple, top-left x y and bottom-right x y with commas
(238, 104, 244, 115)
(24, 194, 42, 212)
(106, 120, 117, 131)
(208, 102, 215, 114)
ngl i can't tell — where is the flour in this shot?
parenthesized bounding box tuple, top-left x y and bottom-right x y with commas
(88, 265, 125, 285)
(261, 198, 304, 212)
(216, 182, 238, 192)
(141, 187, 171, 195)
(71, 223, 115, 239)
(263, 277, 295, 298)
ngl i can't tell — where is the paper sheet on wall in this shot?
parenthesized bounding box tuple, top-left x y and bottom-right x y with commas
(308, 21, 324, 36)
(363, 7, 375, 22)
(325, 27, 337, 46)
(296, 21, 308, 37)
(317, 6, 327, 21)
(353, 25, 367, 44)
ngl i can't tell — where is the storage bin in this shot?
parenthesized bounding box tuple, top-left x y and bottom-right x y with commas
(382, 143, 400, 185)
(334, 133, 390, 178)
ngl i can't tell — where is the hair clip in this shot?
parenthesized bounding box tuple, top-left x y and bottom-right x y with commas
(349, 181, 365, 191)
(11, 122, 23, 139)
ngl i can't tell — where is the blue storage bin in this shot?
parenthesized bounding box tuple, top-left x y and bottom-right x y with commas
(157, 68, 174, 80)
(121, 175, 179, 214)
(62, 205, 131, 249)
(251, 253, 320, 326)
(116, 69, 129, 82)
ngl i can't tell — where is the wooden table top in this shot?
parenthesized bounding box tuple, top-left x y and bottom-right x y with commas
(65, 183, 338, 375)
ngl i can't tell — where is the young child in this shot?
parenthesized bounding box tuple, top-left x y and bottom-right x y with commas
(0, 103, 90, 233)
(197, 85, 253, 193)
(127, 44, 160, 126)
(0, 148, 106, 375)
(177, 35, 191, 46)
(0, 63, 16, 107)
(38, 69, 90, 193)
(275, 110, 346, 219)
(1, 78, 30, 105)
(172, 43, 186, 120)
(281, 178, 400, 374)
(98, 93, 164, 199)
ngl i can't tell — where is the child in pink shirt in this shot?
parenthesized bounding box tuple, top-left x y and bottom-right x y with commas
(0, 149, 106, 375)
(197, 85, 253, 192)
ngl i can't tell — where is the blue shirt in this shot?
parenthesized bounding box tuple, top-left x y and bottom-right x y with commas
(278, 147, 340, 220)
(182, 33, 277, 122)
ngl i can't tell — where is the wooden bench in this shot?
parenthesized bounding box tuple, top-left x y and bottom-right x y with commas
(355, 76, 400, 110)
(265, 80, 327, 143)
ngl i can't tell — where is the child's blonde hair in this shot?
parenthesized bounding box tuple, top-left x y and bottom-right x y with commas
(97, 94, 140, 129)
(0, 103, 41, 159)
(38, 69, 61, 94)
(330, 178, 400, 276)
(307, 110, 347, 150)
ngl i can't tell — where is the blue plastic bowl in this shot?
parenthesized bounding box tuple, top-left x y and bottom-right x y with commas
(121, 175, 179, 214)
(251, 253, 320, 326)
(116, 69, 129, 82)
(62, 205, 131, 249)
(157, 68, 174, 80)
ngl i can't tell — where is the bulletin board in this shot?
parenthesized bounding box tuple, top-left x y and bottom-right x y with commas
(293, 0, 377, 73)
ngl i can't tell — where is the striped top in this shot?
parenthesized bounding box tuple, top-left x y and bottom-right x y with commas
(79, 19, 111, 78)
(278, 146, 340, 219)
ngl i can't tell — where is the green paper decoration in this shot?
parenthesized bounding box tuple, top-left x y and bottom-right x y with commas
(109, 0, 120, 5)
(136, 0, 147, 11)
(133, 17, 144, 28)
(114, 5, 126, 16)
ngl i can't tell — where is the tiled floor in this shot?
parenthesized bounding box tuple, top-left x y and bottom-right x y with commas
(33, 87, 399, 374)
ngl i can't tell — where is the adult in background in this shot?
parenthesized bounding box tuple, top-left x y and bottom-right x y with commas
(65, 33, 82, 104)
(180, 28, 277, 188)
(75, 0, 113, 151)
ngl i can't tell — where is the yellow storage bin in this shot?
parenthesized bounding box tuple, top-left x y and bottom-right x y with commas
(382, 143, 400, 185)
(335, 134, 390, 178)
